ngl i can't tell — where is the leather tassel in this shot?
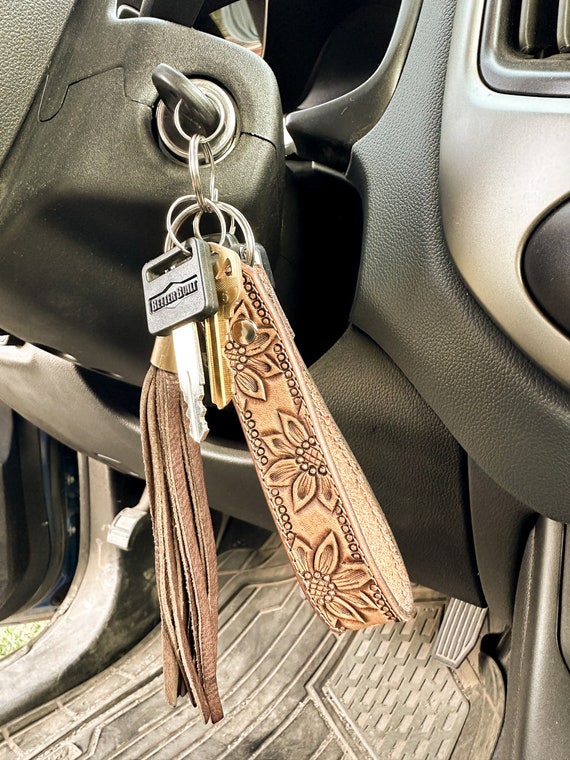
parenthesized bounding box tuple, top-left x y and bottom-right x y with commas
(140, 338, 223, 724)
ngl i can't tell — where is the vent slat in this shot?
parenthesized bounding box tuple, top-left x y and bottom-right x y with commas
(481, 0, 570, 96)
(558, 0, 570, 52)
(519, 0, 560, 55)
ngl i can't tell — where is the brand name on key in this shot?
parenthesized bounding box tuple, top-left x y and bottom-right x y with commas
(149, 276, 199, 313)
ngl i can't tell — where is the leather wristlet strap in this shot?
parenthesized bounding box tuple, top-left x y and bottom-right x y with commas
(226, 264, 414, 631)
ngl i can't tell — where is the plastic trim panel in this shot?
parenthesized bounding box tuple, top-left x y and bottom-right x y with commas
(440, 0, 570, 389)
(348, 0, 570, 520)
(0, 343, 274, 530)
(479, 0, 570, 97)
(0, 0, 75, 164)
(493, 518, 570, 760)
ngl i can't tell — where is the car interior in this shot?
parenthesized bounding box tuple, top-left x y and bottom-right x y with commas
(1, 0, 570, 758)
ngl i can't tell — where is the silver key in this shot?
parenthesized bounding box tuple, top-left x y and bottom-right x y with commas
(173, 322, 209, 442)
(142, 237, 218, 443)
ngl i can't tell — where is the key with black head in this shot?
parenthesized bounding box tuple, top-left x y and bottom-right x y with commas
(142, 237, 218, 442)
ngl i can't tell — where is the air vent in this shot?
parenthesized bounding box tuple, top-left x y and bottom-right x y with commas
(116, 2, 141, 19)
(520, 0, 560, 56)
(480, 0, 570, 96)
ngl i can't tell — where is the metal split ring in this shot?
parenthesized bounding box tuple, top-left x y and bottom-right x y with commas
(165, 199, 227, 253)
(215, 200, 256, 264)
(187, 135, 217, 211)
(173, 91, 225, 146)
(164, 194, 256, 265)
(156, 79, 238, 164)
(165, 194, 198, 243)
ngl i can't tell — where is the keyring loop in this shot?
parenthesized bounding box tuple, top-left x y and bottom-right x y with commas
(188, 136, 206, 209)
(215, 200, 256, 264)
(173, 94, 225, 146)
(165, 198, 227, 252)
(165, 194, 197, 244)
(187, 135, 217, 211)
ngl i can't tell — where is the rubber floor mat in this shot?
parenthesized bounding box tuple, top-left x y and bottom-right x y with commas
(0, 535, 504, 760)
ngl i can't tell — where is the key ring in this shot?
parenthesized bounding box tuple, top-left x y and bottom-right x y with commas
(165, 193, 224, 242)
(165, 194, 197, 243)
(215, 200, 256, 264)
(187, 135, 217, 211)
(166, 198, 227, 253)
(165, 194, 254, 263)
(173, 93, 226, 147)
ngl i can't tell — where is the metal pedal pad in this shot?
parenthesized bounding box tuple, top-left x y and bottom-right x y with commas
(432, 597, 488, 668)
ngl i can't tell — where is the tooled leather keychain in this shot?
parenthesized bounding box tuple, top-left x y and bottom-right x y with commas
(140, 129, 413, 726)
(213, 244, 414, 631)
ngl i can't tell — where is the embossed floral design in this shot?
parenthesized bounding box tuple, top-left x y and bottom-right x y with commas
(264, 411, 338, 512)
(293, 531, 374, 627)
(226, 301, 280, 400)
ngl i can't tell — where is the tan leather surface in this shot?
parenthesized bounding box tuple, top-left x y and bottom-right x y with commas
(226, 264, 414, 631)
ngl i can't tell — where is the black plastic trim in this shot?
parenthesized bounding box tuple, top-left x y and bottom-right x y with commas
(493, 518, 570, 760)
(350, 0, 570, 522)
(285, 0, 423, 169)
(0, 0, 284, 387)
(523, 199, 570, 338)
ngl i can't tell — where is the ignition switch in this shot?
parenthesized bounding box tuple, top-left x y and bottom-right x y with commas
(152, 63, 238, 163)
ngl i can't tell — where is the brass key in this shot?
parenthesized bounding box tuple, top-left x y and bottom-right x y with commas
(204, 244, 243, 409)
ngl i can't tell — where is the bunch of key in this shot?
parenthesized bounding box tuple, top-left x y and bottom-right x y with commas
(142, 137, 251, 440)
(139, 129, 257, 724)
(139, 102, 414, 725)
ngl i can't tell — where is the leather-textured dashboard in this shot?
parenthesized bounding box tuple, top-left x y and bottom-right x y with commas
(0, 1, 74, 165)
(349, 0, 570, 522)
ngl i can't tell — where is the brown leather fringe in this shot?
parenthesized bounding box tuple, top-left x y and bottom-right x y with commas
(140, 364, 223, 724)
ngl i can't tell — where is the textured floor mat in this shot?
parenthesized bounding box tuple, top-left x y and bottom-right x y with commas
(0, 536, 504, 759)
